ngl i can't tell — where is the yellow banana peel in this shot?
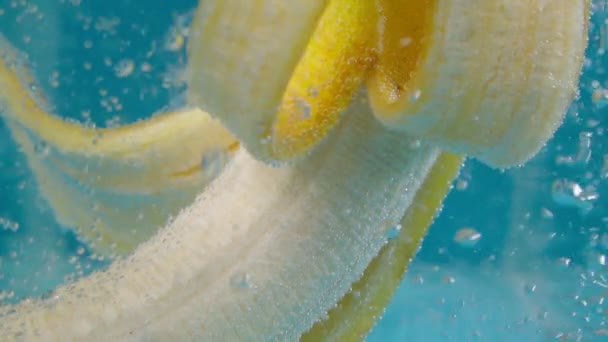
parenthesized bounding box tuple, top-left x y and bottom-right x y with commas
(0, 0, 589, 340)
(0, 35, 237, 255)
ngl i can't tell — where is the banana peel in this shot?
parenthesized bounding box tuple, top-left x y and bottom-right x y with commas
(0, 34, 237, 255)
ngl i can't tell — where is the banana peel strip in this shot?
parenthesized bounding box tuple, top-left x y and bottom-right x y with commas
(0, 35, 237, 255)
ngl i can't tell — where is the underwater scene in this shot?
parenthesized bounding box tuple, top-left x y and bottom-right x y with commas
(0, 0, 602, 341)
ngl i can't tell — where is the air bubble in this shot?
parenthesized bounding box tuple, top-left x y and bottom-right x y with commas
(601, 154, 608, 179)
(0, 217, 19, 232)
(453, 227, 482, 247)
(114, 59, 135, 78)
(557, 257, 572, 268)
(592, 87, 608, 108)
(455, 178, 469, 191)
(399, 36, 413, 47)
(201, 150, 228, 178)
(385, 224, 402, 240)
(551, 179, 596, 213)
(230, 272, 250, 289)
(48, 71, 60, 88)
(442, 276, 456, 284)
(294, 97, 311, 119)
(140, 62, 152, 72)
(524, 283, 537, 294)
(599, 254, 607, 266)
(411, 89, 422, 101)
(540, 207, 554, 219)
(165, 30, 185, 51)
(33, 140, 50, 157)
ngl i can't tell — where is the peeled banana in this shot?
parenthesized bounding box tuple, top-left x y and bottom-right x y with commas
(0, 0, 589, 340)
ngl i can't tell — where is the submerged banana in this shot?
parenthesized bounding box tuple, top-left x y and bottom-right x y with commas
(0, 0, 589, 340)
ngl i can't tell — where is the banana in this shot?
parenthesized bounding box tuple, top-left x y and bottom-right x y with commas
(0, 35, 238, 255)
(0, 0, 589, 340)
(367, 0, 589, 168)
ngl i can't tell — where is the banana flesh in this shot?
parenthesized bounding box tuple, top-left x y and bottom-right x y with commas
(0, 0, 590, 340)
(0, 95, 443, 341)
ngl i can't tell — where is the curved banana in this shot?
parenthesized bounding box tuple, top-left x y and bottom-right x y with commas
(0, 35, 237, 255)
(0, 0, 589, 340)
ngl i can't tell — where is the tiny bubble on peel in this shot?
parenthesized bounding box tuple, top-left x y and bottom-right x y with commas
(411, 89, 422, 101)
(33, 140, 49, 157)
(307, 87, 318, 97)
(399, 36, 413, 47)
(295, 97, 311, 119)
(385, 224, 402, 240)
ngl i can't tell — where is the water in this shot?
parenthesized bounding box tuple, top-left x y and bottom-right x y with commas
(0, 0, 606, 340)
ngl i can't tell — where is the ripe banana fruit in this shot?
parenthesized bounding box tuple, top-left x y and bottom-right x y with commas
(0, 0, 589, 340)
